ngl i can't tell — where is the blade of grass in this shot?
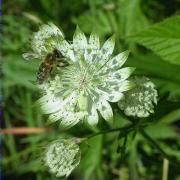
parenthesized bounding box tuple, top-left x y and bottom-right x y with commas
(139, 129, 180, 167)
(3, 112, 20, 167)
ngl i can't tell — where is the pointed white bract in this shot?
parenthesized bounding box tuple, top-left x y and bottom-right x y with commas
(87, 104, 99, 125)
(73, 26, 87, 51)
(118, 76, 158, 118)
(44, 139, 81, 178)
(89, 32, 100, 50)
(25, 23, 135, 127)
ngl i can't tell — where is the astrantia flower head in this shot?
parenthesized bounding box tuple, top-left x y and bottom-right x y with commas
(23, 23, 64, 60)
(118, 76, 158, 118)
(44, 138, 81, 177)
(37, 25, 135, 127)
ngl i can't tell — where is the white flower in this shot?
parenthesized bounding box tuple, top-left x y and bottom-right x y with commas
(44, 139, 81, 177)
(34, 24, 135, 128)
(118, 76, 158, 118)
(23, 23, 64, 60)
(23, 23, 134, 128)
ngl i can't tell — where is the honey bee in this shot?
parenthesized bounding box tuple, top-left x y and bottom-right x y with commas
(36, 49, 58, 84)
(23, 49, 69, 84)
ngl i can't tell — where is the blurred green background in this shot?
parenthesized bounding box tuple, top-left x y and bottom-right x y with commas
(2, 0, 180, 179)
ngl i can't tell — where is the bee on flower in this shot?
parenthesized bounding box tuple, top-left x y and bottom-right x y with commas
(25, 24, 136, 128)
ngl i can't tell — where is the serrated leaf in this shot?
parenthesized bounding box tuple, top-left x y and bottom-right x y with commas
(128, 16, 180, 65)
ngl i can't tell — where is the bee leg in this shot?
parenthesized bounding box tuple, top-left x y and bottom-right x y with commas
(37, 73, 45, 84)
(49, 67, 53, 73)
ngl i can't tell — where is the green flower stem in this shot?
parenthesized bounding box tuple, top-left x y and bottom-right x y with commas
(81, 123, 137, 142)
(139, 128, 180, 167)
(81, 115, 147, 142)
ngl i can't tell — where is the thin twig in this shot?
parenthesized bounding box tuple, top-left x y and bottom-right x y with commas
(86, 123, 135, 140)
(0, 127, 50, 135)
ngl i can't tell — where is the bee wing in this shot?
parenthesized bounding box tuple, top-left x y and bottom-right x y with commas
(57, 58, 71, 67)
(22, 52, 39, 61)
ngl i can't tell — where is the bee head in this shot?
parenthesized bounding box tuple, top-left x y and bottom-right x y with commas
(53, 49, 63, 58)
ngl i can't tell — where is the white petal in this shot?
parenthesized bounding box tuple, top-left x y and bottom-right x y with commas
(78, 94, 88, 111)
(84, 32, 100, 62)
(97, 99, 113, 123)
(55, 39, 76, 62)
(64, 91, 79, 108)
(103, 91, 124, 102)
(55, 39, 69, 53)
(73, 26, 87, 50)
(87, 105, 99, 125)
(106, 67, 135, 82)
(89, 32, 100, 50)
(97, 50, 130, 75)
(38, 95, 63, 114)
(48, 22, 64, 37)
(95, 87, 124, 103)
(49, 111, 86, 128)
(101, 35, 115, 59)
(107, 92, 124, 102)
(48, 110, 64, 122)
(40, 23, 64, 37)
(95, 35, 115, 70)
(59, 111, 85, 128)
(106, 50, 130, 70)
(117, 80, 135, 92)
(67, 49, 76, 62)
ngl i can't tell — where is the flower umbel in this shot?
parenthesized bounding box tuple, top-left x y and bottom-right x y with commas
(37, 25, 135, 127)
(44, 138, 81, 177)
(23, 23, 64, 60)
(118, 76, 158, 117)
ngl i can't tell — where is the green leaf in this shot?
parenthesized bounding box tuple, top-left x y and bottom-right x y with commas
(77, 135, 102, 180)
(117, 0, 150, 36)
(157, 109, 180, 124)
(160, 143, 180, 159)
(127, 54, 180, 82)
(3, 54, 38, 91)
(145, 124, 178, 139)
(128, 16, 180, 65)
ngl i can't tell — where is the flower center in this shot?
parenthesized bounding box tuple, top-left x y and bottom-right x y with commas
(78, 73, 88, 89)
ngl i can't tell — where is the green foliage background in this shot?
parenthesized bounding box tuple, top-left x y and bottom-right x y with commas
(2, 0, 180, 179)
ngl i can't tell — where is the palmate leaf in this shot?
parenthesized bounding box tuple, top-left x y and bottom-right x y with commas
(128, 16, 180, 65)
